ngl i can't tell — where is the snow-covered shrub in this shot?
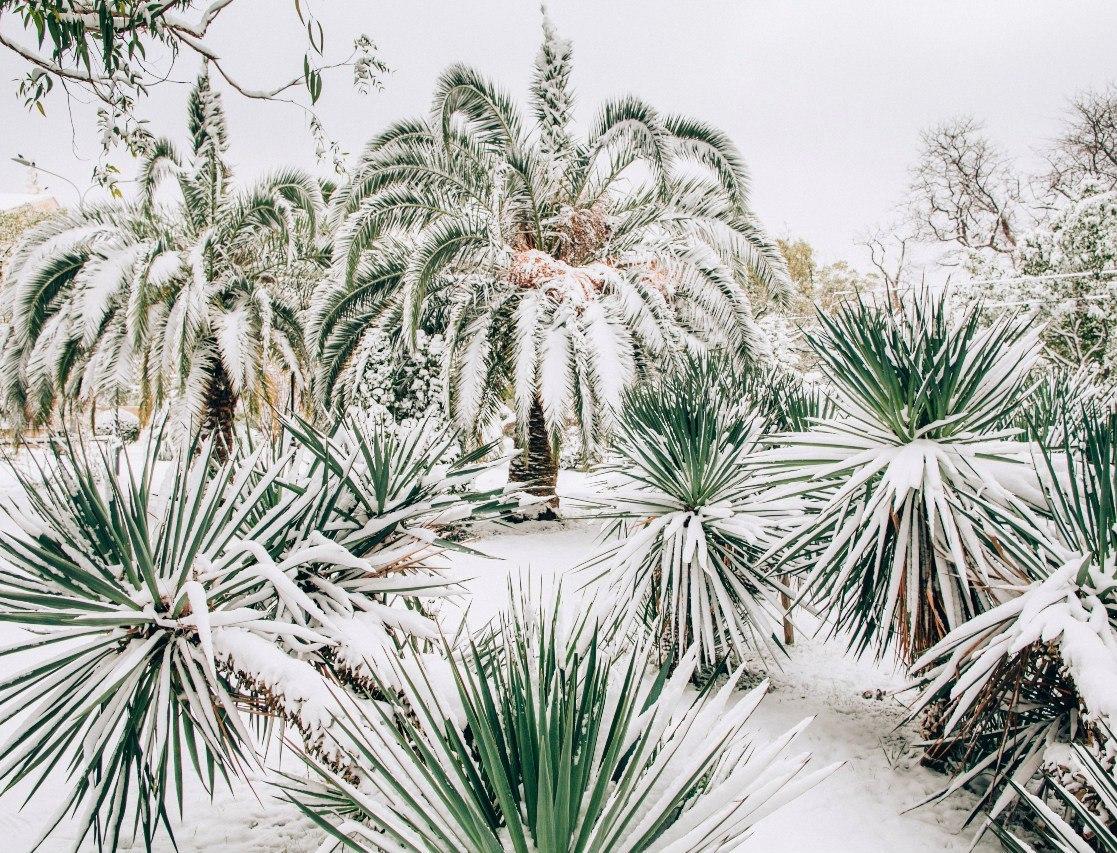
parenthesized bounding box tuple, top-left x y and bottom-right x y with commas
(756, 310, 808, 373)
(910, 406, 1117, 831)
(1010, 365, 1117, 446)
(0, 437, 346, 849)
(758, 290, 1043, 663)
(719, 358, 834, 433)
(257, 414, 523, 689)
(1013, 180, 1117, 376)
(341, 328, 446, 424)
(579, 359, 801, 669)
(285, 601, 838, 852)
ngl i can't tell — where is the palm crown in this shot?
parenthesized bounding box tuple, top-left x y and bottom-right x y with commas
(0, 73, 325, 448)
(312, 14, 790, 492)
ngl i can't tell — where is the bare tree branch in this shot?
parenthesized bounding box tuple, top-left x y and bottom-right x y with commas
(0, 1, 388, 180)
(907, 117, 1023, 257)
(1046, 85, 1117, 200)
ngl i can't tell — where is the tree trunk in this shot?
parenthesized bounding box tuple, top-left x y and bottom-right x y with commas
(201, 358, 237, 461)
(507, 397, 559, 514)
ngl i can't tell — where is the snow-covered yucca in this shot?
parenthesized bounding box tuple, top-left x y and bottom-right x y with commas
(581, 360, 802, 668)
(0, 73, 324, 452)
(0, 417, 518, 849)
(312, 11, 790, 498)
(759, 290, 1042, 663)
(0, 436, 344, 849)
(1010, 365, 1116, 445)
(910, 406, 1117, 829)
(259, 414, 523, 689)
(996, 728, 1117, 853)
(286, 600, 838, 852)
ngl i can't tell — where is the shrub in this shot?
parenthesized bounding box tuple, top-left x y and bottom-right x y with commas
(581, 360, 802, 669)
(286, 601, 838, 852)
(758, 291, 1042, 663)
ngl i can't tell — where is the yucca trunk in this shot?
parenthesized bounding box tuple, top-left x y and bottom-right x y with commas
(508, 397, 559, 511)
(201, 358, 237, 460)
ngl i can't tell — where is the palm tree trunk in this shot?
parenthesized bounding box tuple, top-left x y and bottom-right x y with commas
(508, 397, 559, 512)
(201, 358, 237, 460)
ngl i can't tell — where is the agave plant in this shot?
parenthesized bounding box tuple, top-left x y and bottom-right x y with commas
(579, 360, 802, 668)
(0, 73, 325, 452)
(759, 291, 1043, 663)
(286, 601, 837, 852)
(0, 435, 345, 850)
(909, 406, 1117, 828)
(312, 12, 790, 498)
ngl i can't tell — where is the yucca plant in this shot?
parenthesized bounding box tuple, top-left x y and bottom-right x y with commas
(1009, 366, 1115, 446)
(0, 410, 526, 849)
(1, 73, 324, 452)
(312, 12, 790, 497)
(0, 434, 346, 850)
(662, 354, 833, 435)
(759, 290, 1043, 663)
(285, 601, 838, 852)
(580, 359, 802, 668)
(909, 406, 1117, 830)
(241, 413, 525, 692)
(996, 733, 1117, 853)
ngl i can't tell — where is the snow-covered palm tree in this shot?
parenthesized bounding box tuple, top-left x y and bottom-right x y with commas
(1, 73, 324, 451)
(313, 13, 790, 497)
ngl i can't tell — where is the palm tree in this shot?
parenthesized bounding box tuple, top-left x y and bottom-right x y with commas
(312, 13, 790, 500)
(0, 73, 325, 453)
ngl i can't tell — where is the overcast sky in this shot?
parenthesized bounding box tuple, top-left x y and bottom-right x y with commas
(2, 0, 1115, 271)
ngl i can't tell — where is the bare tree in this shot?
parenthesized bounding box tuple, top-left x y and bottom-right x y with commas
(908, 117, 1023, 257)
(863, 224, 911, 305)
(1046, 85, 1117, 200)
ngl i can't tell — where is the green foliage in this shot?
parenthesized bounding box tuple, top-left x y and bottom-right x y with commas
(761, 291, 1042, 662)
(0, 435, 286, 849)
(286, 601, 836, 852)
(580, 358, 802, 667)
(1, 2, 387, 178)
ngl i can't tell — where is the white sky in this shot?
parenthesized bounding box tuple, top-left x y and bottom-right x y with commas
(1, 0, 1115, 271)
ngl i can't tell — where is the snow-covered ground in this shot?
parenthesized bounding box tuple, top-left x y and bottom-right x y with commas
(0, 467, 997, 852)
